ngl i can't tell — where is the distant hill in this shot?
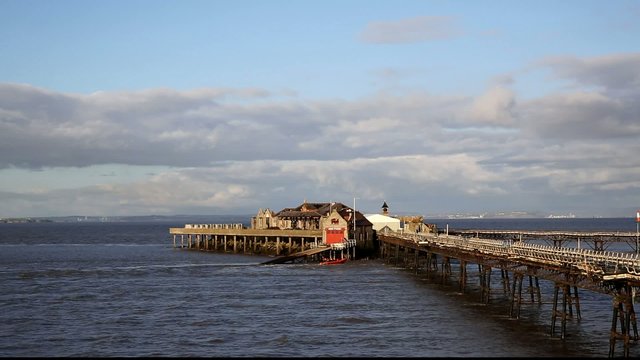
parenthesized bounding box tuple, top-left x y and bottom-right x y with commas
(2, 214, 254, 224)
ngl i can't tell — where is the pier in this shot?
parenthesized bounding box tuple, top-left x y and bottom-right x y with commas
(169, 224, 359, 264)
(170, 225, 324, 257)
(446, 229, 640, 251)
(170, 222, 640, 356)
(170, 201, 373, 262)
(168, 201, 640, 357)
(377, 229, 640, 358)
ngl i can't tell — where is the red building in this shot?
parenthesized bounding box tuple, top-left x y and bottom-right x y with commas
(251, 200, 374, 250)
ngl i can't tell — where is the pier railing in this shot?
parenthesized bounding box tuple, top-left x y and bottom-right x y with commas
(384, 230, 640, 280)
(330, 239, 357, 250)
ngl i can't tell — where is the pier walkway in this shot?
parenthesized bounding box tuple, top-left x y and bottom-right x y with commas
(169, 227, 323, 256)
(170, 225, 357, 263)
(378, 230, 640, 357)
(446, 229, 639, 251)
(261, 245, 330, 265)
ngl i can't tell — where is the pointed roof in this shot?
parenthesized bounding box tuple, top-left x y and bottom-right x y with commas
(274, 201, 372, 226)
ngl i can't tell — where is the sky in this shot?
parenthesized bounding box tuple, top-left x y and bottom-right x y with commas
(1, 0, 639, 218)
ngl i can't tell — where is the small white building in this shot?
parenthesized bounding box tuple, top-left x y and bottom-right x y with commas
(364, 213, 401, 232)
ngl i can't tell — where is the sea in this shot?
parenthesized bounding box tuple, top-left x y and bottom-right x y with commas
(1, 216, 639, 357)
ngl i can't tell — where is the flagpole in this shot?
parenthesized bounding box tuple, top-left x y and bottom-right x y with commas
(635, 210, 639, 304)
(636, 210, 639, 255)
(636, 210, 640, 255)
(352, 197, 360, 240)
(353, 197, 358, 259)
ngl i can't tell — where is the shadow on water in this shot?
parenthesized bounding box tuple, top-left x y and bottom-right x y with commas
(389, 262, 617, 358)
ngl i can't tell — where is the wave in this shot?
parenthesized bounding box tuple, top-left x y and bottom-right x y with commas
(7, 262, 262, 278)
(0, 243, 164, 247)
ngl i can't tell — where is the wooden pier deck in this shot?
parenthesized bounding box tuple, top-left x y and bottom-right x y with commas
(261, 245, 331, 265)
(169, 226, 323, 256)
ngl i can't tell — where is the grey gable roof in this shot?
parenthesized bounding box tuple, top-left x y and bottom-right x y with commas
(276, 201, 348, 218)
(273, 201, 372, 226)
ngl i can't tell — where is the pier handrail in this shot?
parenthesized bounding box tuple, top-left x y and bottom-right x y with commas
(384, 230, 640, 278)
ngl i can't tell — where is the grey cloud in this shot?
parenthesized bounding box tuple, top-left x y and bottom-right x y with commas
(519, 92, 640, 140)
(511, 53, 640, 145)
(359, 16, 462, 44)
(4, 152, 636, 218)
(0, 84, 472, 169)
(2, 49, 640, 218)
(467, 86, 517, 127)
(2, 137, 639, 218)
(539, 53, 640, 92)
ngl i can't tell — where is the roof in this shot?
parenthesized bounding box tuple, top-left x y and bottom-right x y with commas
(276, 201, 348, 217)
(275, 201, 372, 226)
(365, 214, 400, 223)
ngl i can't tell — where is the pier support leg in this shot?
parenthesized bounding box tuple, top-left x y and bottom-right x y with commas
(478, 265, 492, 304)
(528, 276, 534, 302)
(404, 246, 410, 267)
(459, 261, 467, 293)
(525, 275, 543, 304)
(572, 286, 581, 320)
(609, 285, 639, 358)
(534, 276, 541, 303)
(551, 284, 559, 337)
(478, 264, 484, 301)
(565, 285, 582, 320)
(561, 285, 569, 338)
(550, 283, 569, 339)
(441, 257, 451, 283)
(501, 269, 511, 296)
(394, 244, 400, 266)
(509, 273, 523, 319)
(430, 253, 438, 273)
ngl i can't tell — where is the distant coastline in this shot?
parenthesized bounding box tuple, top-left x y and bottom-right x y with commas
(0, 214, 255, 224)
(0, 218, 53, 224)
(1, 212, 631, 224)
(423, 211, 592, 219)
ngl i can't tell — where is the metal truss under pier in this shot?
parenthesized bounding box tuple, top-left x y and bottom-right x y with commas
(378, 230, 640, 358)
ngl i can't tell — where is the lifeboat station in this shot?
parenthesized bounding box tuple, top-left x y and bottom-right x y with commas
(169, 200, 434, 264)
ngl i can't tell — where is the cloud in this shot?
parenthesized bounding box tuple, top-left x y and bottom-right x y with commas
(538, 53, 640, 93)
(0, 155, 508, 217)
(359, 16, 462, 44)
(1, 52, 640, 217)
(467, 86, 517, 127)
(519, 91, 640, 140)
(0, 84, 474, 169)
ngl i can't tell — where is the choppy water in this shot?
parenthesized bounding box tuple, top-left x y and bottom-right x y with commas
(1, 218, 638, 357)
